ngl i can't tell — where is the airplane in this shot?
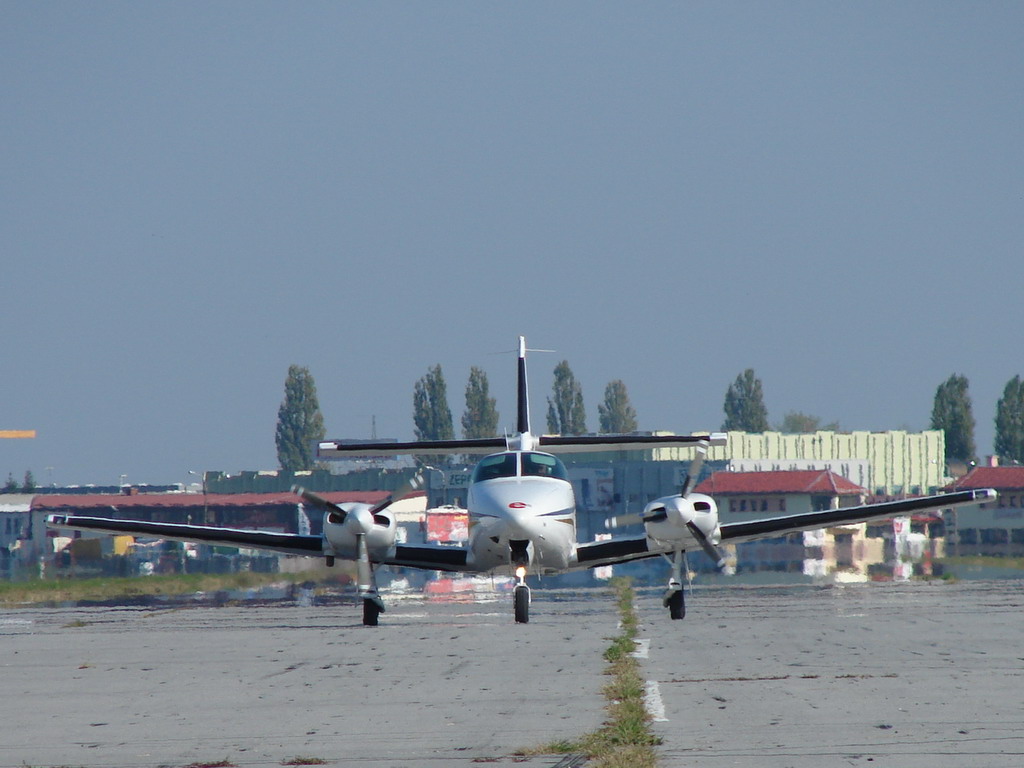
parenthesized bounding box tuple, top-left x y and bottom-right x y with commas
(48, 337, 995, 626)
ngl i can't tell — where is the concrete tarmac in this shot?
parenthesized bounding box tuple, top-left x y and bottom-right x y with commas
(4, 579, 1023, 768)
(1, 590, 614, 768)
(638, 579, 1024, 767)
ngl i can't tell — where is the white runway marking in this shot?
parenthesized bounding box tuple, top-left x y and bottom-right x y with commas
(630, 638, 650, 658)
(644, 680, 668, 722)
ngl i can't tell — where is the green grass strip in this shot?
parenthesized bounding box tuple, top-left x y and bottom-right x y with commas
(525, 577, 661, 767)
(0, 569, 334, 607)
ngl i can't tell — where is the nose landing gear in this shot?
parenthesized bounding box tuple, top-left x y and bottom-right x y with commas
(513, 565, 531, 623)
(662, 548, 687, 620)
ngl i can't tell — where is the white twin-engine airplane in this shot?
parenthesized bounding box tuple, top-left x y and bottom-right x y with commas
(48, 337, 994, 626)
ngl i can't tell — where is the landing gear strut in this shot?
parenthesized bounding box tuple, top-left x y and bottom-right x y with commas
(356, 533, 385, 626)
(662, 548, 686, 620)
(513, 565, 530, 623)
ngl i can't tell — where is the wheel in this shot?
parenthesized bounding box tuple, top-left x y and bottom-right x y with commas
(514, 585, 530, 623)
(667, 588, 685, 620)
(362, 598, 381, 626)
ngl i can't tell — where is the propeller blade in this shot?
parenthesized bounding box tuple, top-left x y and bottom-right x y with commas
(605, 512, 643, 529)
(604, 508, 670, 529)
(680, 445, 708, 498)
(292, 485, 346, 523)
(686, 520, 726, 570)
(368, 471, 425, 517)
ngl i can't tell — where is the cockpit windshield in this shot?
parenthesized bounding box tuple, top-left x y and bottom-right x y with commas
(521, 452, 569, 481)
(471, 451, 570, 483)
(472, 453, 517, 483)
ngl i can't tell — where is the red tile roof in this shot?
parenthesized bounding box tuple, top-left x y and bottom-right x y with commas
(950, 466, 1024, 491)
(31, 490, 413, 512)
(694, 470, 866, 496)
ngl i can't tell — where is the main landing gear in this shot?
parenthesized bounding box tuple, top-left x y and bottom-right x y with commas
(663, 548, 686, 620)
(513, 565, 531, 623)
(664, 586, 685, 620)
(325, 550, 383, 626)
(363, 597, 384, 627)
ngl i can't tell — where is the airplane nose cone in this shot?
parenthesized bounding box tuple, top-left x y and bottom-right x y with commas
(348, 506, 373, 534)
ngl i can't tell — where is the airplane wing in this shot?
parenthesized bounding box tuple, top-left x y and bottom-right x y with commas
(574, 488, 995, 569)
(718, 489, 995, 544)
(382, 545, 470, 571)
(47, 514, 324, 557)
(46, 513, 474, 571)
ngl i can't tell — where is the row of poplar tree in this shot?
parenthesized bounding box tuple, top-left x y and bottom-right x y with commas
(275, 364, 1024, 471)
(410, 361, 639, 442)
(274, 360, 639, 471)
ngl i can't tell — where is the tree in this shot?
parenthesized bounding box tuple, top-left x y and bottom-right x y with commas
(931, 373, 976, 462)
(995, 375, 1024, 464)
(546, 360, 587, 435)
(21, 470, 35, 492)
(778, 411, 840, 433)
(722, 369, 769, 432)
(413, 364, 454, 442)
(275, 365, 326, 471)
(462, 366, 499, 439)
(598, 380, 638, 433)
(3, 474, 17, 493)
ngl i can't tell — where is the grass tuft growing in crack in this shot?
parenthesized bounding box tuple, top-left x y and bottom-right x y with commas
(522, 577, 660, 767)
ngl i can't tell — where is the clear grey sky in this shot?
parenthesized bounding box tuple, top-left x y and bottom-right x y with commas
(3, 2, 1022, 487)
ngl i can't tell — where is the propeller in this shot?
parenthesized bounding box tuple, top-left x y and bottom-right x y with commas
(293, 470, 423, 526)
(603, 443, 727, 570)
(604, 445, 708, 529)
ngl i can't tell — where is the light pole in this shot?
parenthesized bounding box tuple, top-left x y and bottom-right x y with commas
(188, 470, 209, 525)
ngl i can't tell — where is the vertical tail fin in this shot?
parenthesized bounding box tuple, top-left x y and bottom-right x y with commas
(517, 336, 530, 435)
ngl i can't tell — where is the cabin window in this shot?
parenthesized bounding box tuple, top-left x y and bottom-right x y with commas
(472, 453, 517, 482)
(521, 452, 569, 481)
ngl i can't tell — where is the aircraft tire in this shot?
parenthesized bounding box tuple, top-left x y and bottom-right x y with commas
(514, 585, 529, 623)
(363, 598, 381, 626)
(667, 589, 685, 620)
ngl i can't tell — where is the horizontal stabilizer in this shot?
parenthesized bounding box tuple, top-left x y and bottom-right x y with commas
(538, 433, 725, 454)
(319, 438, 507, 457)
(319, 433, 725, 458)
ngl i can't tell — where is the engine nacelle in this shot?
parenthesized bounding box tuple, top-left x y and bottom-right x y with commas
(643, 492, 721, 546)
(322, 504, 398, 561)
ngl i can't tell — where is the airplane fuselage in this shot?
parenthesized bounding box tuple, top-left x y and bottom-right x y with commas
(465, 449, 577, 574)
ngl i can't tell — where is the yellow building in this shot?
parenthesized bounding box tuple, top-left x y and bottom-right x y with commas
(625, 430, 946, 496)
